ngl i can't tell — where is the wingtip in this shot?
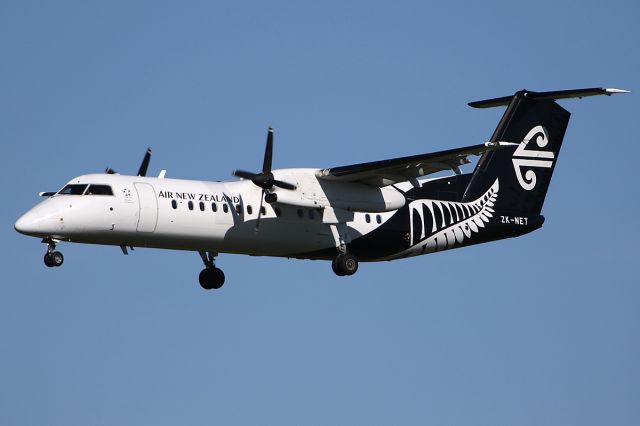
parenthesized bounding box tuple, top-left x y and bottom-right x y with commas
(604, 88, 630, 95)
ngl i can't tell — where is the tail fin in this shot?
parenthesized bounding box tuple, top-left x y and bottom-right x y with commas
(462, 87, 626, 216)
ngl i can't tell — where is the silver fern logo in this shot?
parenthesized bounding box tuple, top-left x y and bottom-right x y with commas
(387, 179, 499, 259)
(512, 125, 555, 190)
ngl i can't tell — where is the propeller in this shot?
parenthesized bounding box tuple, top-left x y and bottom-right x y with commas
(233, 127, 296, 231)
(105, 148, 152, 176)
(137, 148, 152, 176)
(233, 127, 296, 190)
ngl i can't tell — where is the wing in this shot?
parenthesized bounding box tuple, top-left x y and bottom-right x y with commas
(316, 142, 509, 187)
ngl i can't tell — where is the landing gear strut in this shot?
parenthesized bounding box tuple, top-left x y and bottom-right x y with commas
(43, 239, 64, 268)
(198, 251, 225, 290)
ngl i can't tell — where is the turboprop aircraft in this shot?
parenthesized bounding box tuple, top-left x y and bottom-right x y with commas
(15, 87, 627, 289)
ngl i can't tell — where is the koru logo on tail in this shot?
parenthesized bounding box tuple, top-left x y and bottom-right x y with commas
(512, 125, 555, 190)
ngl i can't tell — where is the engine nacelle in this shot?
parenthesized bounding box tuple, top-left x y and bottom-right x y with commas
(327, 185, 406, 212)
(265, 185, 405, 213)
(265, 192, 325, 209)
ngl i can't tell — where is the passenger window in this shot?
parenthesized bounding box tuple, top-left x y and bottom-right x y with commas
(223, 204, 229, 213)
(376, 214, 382, 224)
(365, 214, 371, 223)
(308, 210, 314, 220)
(58, 184, 87, 195)
(199, 201, 205, 211)
(86, 184, 113, 195)
(171, 200, 177, 209)
(260, 206, 266, 215)
(297, 209, 303, 219)
(247, 205, 253, 215)
(188, 201, 194, 211)
(212, 203, 217, 212)
(236, 205, 242, 214)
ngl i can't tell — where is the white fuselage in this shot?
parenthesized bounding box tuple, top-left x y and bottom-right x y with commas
(15, 169, 403, 260)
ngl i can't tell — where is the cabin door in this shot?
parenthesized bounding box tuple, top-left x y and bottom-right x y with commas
(134, 182, 158, 232)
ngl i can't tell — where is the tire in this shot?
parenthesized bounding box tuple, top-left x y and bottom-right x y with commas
(338, 253, 358, 276)
(199, 268, 225, 290)
(51, 251, 64, 267)
(199, 269, 215, 290)
(44, 253, 54, 268)
(333, 254, 358, 276)
(210, 268, 225, 289)
(332, 257, 345, 276)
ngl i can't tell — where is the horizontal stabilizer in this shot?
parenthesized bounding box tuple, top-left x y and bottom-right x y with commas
(469, 87, 629, 109)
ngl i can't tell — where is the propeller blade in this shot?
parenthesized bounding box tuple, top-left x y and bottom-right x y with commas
(233, 127, 295, 191)
(262, 127, 273, 173)
(254, 189, 266, 232)
(272, 179, 296, 190)
(137, 148, 152, 176)
(233, 169, 259, 180)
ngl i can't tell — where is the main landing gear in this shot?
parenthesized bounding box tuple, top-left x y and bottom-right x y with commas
(198, 251, 225, 290)
(43, 239, 64, 268)
(329, 223, 359, 276)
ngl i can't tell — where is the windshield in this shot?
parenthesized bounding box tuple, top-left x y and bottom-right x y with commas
(86, 184, 113, 195)
(58, 184, 87, 195)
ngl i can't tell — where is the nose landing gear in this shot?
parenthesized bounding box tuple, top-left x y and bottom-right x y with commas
(198, 251, 225, 290)
(43, 239, 64, 268)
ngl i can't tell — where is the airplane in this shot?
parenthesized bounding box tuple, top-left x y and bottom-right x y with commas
(15, 87, 627, 290)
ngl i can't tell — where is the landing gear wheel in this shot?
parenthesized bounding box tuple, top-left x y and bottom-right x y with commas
(340, 253, 358, 275)
(210, 268, 225, 289)
(199, 267, 225, 290)
(332, 253, 358, 276)
(50, 251, 64, 267)
(44, 251, 63, 267)
(332, 257, 345, 276)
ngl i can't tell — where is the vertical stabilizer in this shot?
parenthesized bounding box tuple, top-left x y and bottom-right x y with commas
(462, 90, 571, 216)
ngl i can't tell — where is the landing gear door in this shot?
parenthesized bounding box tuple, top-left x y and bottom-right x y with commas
(134, 182, 158, 232)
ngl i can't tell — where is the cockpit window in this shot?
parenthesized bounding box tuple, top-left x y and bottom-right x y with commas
(58, 184, 87, 195)
(86, 184, 113, 195)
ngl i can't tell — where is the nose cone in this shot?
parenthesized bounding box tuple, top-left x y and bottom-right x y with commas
(15, 201, 63, 237)
(15, 210, 42, 236)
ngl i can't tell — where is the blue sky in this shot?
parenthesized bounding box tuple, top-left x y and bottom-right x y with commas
(1, 1, 638, 424)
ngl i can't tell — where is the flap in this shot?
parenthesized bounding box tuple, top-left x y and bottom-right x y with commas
(315, 142, 507, 187)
